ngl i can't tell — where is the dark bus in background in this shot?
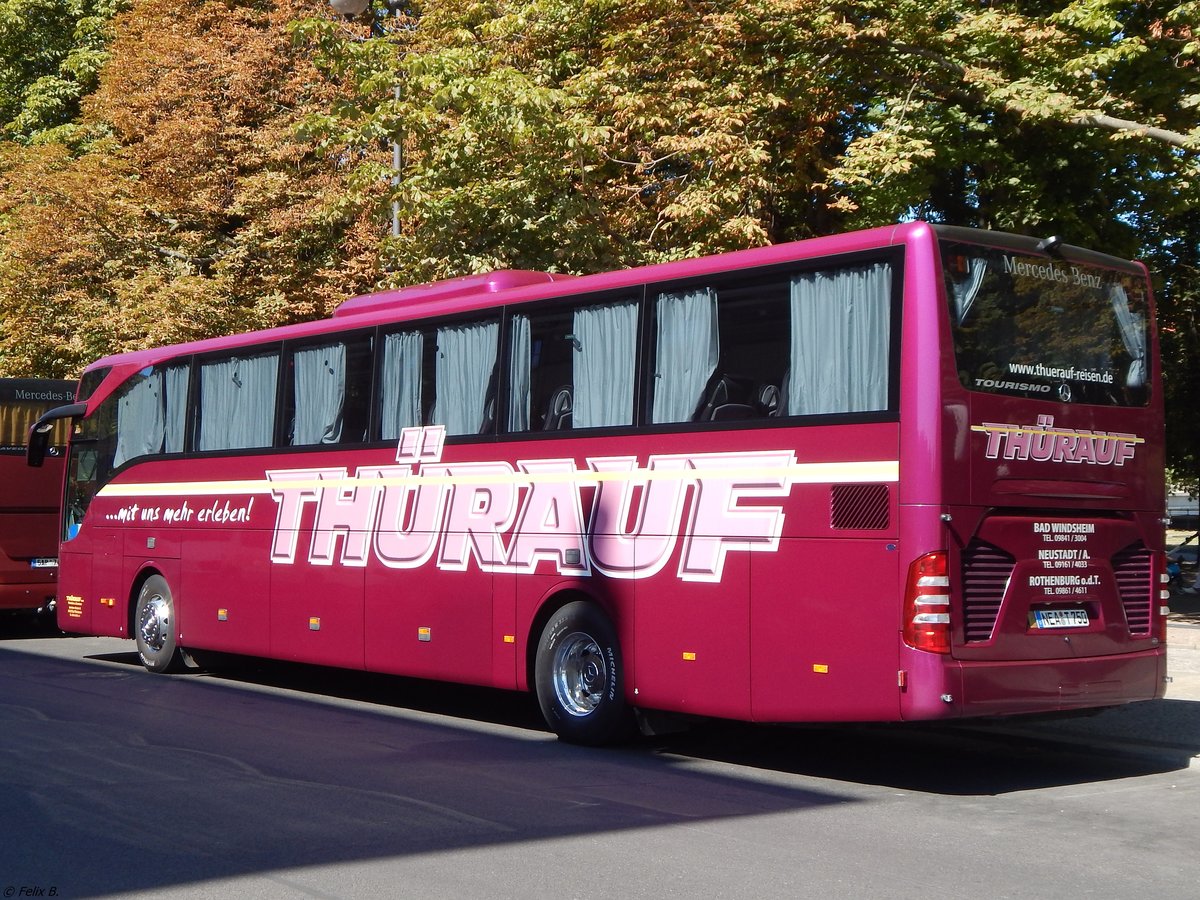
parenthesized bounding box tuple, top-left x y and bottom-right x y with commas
(0, 378, 75, 613)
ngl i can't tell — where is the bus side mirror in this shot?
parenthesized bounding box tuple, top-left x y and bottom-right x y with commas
(26, 403, 86, 468)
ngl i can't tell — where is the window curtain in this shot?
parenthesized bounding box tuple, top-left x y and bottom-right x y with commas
(574, 301, 637, 428)
(950, 257, 988, 324)
(114, 371, 164, 468)
(163, 365, 188, 453)
(380, 330, 424, 441)
(652, 289, 718, 423)
(293, 343, 347, 445)
(198, 354, 278, 450)
(508, 315, 531, 432)
(787, 263, 891, 415)
(1109, 283, 1146, 388)
(431, 321, 499, 435)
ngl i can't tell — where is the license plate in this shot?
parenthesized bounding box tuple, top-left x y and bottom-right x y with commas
(29, 558, 57, 569)
(1032, 608, 1089, 629)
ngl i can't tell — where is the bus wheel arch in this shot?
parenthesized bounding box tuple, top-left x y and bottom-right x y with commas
(131, 571, 184, 674)
(531, 594, 634, 745)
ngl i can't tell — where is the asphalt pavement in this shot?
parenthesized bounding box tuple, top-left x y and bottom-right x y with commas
(4, 577, 1199, 773)
(974, 582, 1200, 771)
(1164, 534, 1200, 702)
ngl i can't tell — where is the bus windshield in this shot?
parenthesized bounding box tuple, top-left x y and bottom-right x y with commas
(941, 241, 1151, 407)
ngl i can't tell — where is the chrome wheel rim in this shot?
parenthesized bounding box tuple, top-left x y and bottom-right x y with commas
(138, 593, 170, 655)
(552, 632, 606, 717)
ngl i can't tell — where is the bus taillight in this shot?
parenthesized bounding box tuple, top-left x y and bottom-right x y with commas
(903, 551, 951, 654)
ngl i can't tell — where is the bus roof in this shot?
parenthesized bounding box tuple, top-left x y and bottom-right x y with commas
(84, 223, 923, 376)
(77, 221, 1143, 396)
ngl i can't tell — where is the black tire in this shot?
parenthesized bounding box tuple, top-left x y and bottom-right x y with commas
(534, 600, 634, 745)
(133, 575, 184, 674)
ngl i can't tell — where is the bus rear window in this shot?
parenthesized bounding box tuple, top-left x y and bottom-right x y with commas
(941, 242, 1150, 407)
(0, 379, 75, 452)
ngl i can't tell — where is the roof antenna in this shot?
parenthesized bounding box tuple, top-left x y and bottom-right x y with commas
(1036, 235, 1064, 258)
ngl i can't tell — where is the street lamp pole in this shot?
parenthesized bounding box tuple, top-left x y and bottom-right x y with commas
(328, 0, 404, 238)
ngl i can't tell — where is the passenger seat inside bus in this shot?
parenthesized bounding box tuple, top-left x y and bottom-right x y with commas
(697, 374, 779, 421)
(543, 385, 573, 430)
(757, 383, 780, 417)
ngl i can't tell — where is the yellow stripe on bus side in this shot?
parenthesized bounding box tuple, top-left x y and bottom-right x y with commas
(97, 459, 901, 499)
(968, 424, 1145, 444)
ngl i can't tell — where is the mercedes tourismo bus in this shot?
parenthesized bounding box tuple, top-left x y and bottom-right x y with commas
(28, 223, 1167, 743)
(1, 378, 75, 613)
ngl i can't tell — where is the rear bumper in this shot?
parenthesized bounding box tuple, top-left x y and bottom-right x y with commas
(904, 647, 1166, 720)
(0, 582, 57, 611)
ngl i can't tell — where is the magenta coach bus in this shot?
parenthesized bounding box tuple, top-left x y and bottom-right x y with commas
(1, 378, 74, 613)
(28, 223, 1167, 743)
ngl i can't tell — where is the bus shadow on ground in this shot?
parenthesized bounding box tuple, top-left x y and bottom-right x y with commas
(0, 611, 63, 639)
(649, 708, 1195, 796)
(2, 645, 856, 898)
(87, 647, 1198, 794)
(3, 642, 1193, 897)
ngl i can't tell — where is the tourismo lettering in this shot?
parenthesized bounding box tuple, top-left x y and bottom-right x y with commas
(971, 415, 1141, 466)
(266, 426, 796, 583)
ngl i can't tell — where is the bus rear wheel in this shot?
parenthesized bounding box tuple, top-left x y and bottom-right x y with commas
(134, 575, 184, 674)
(534, 600, 633, 745)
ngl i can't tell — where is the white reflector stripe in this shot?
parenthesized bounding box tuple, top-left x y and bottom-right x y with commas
(912, 613, 951, 624)
(98, 458, 904, 499)
(917, 575, 950, 587)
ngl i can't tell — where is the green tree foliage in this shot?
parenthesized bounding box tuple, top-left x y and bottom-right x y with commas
(3, 0, 1200, 477)
(823, 1, 1198, 245)
(0, 0, 380, 377)
(812, 1, 1200, 477)
(299, 0, 1200, 474)
(299, 1, 1197, 263)
(0, 0, 123, 142)
(296, 0, 864, 281)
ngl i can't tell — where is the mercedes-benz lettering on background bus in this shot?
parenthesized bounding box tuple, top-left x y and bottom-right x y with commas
(28, 223, 1165, 743)
(2, 378, 74, 613)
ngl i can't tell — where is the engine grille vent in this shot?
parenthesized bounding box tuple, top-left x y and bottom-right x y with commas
(961, 541, 1015, 642)
(1111, 543, 1153, 636)
(830, 483, 890, 531)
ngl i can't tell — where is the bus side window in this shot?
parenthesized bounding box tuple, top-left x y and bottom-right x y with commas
(508, 298, 637, 434)
(379, 329, 424, 441)
(784, 262, 892, 416)
(650, 279, 790, 425)
(196, 351, 280, 452)
(286, 334, 372, 447)
(429, 319, 499, 436)
(112, 364, 189, 468)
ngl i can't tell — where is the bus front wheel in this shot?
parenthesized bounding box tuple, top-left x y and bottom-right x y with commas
(134, 575, 184, 674)
(534, 601, 633, 745)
